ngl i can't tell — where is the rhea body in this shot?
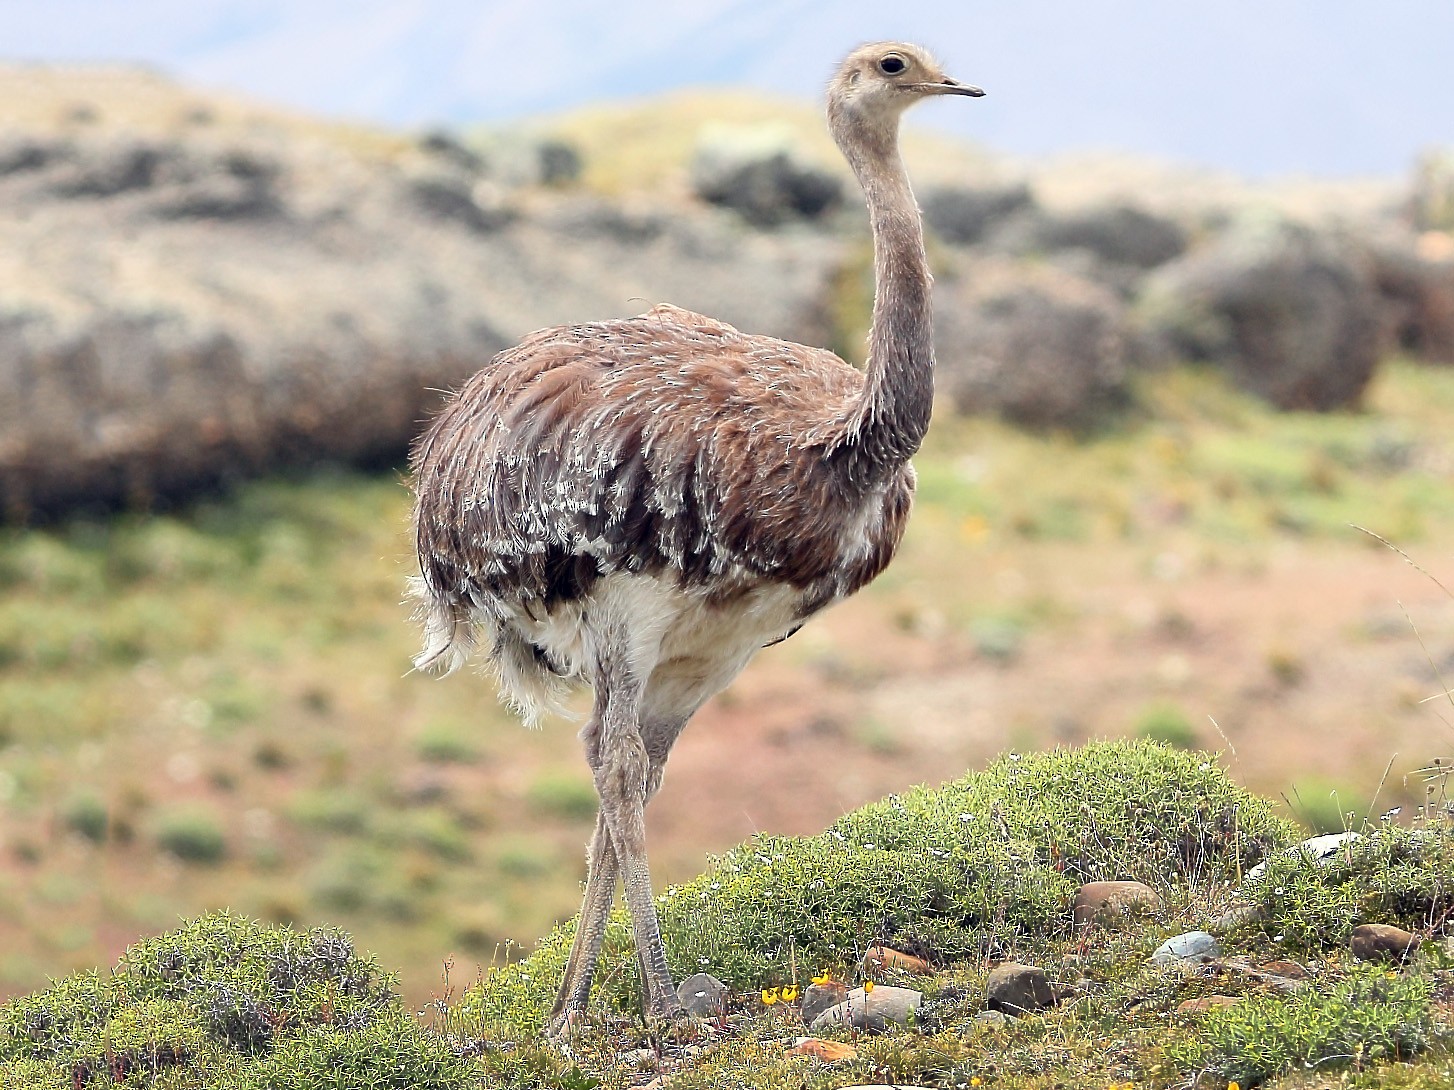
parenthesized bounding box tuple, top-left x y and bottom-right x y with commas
(409, 43, 982, 1034)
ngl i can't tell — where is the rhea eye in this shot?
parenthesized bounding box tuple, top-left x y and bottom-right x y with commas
(878, 54, 906, 75)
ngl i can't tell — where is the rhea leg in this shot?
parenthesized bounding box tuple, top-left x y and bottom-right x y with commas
(546, 808, 619, 1036)
(547, 705, 690, 1037)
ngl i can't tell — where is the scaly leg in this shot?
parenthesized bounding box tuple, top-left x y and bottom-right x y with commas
(546, 808, 619, 1038)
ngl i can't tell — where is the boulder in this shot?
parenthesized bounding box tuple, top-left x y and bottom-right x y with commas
(936, 259, 1132, 430)
(1137, 215, 1382, 410)
(1367, 231, 1454, 362)
(0, 76, 845, 518)
(1149, 930, 1221, 966)
(1001, 202, 1188, 269)
(921, 182, 1035, 246)
(675, 972, 728, 1016)
(690, 127, 842, 227)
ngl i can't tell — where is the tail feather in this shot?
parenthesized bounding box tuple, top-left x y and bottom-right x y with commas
(407, 576, 573, 727)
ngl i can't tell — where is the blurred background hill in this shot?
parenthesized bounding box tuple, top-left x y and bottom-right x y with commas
(1, 3, 1453, 1013)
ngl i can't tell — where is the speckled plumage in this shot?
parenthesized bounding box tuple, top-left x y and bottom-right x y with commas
(407, 41, 983, 1035)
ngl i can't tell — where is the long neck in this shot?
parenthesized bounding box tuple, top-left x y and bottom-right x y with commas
(830, 109, 934, 489)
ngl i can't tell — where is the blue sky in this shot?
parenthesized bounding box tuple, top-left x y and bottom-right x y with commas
(3, 0, 1451, 177)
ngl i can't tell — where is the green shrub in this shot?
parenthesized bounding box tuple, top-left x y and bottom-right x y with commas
(1234, 820, 1454, 950)
(60, 793, 108, 843)
(471, 740, 1294, 1035)
(1169, 967, 1435, 1085)
(154, 806, 228, 864)
(0, 914, 406, 1087)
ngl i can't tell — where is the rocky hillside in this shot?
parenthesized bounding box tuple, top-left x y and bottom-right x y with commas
(1, 742, 1450, 1089)
(0, 67, 840, 518)
(2, 65, 1452, 519)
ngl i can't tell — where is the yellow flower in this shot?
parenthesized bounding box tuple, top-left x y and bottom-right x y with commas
(1229, 1082, 1240, 1090)
(781, 985, 799, 1002)
(970, 1079, 982, 1087)
(761, 987, 780, 1005)
(812, 972, 833, 986)
(863, 980, 875, 993)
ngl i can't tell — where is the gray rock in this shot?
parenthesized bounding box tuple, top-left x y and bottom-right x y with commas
(984, 962, 1058, 1015)
(675, 972, 728, 1016)
(690, 128, 842, 227)
(1137, 215, 1381, 410)
(799, 980, 848, 1025)
(0, 74, 845, 518)
(922, 182, 1034, 246)
(1010, 203, 1188, 269)
(973, 1009, 1009, 1027)
(936, 258, 1132, 430)
(809, 985, 922, 1033)
(1150, 930, 1221, 966)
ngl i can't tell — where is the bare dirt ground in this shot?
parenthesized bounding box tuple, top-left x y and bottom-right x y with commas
(645, 537, 1454, 879)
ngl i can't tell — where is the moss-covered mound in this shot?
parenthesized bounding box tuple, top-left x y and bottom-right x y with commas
(0, 914, 478, 1089)
(2, 740, 1451, 1089)
(471, 740, 1294, 1034)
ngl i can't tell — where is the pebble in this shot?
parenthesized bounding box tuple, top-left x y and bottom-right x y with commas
(1177, 995, 1240, 1013)
(810, 985, 922, 1032)
(1072, 881, 1162, 928)
(973, 1009, 1009, 1027)
(675, 972, 729, 1016)
(861, 945, 932, 975)
(788, 1037, 858, 1062)
(984, 962, 1058, 1015)
(1351, 923, 1419, 963)
(800, 981, 849, 1025)
(1150, 931, 1221, 966)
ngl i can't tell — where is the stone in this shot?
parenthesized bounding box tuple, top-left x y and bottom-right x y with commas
(788, 1037, 857, 1062)
(1137, 216, 1381, 412)
(676, 972, 729, 1017)
(690, 127, 842, 227)
(983, 962, 1058, 1015)
(800, 981, 848, 1025)
(936, 258, 1132, 431)
(809, 985, 922, 1033)
(861, 945, 932, 976)
(1150, 931, 1221, 966)
(1351, 923, 1420, 963)
(1072, 881, 1162, 928)
(973, 1009, 1010, 1027)
(1178, 995, 1240, 1013)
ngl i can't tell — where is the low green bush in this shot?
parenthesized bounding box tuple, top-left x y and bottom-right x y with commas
(471, 740, 1294, 1035)
(1168, 967, 1435, 1085)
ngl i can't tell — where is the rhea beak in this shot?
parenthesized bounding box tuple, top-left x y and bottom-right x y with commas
(918, 76, 986, 98)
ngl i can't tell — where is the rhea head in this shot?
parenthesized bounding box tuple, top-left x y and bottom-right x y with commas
(827, 42, 984, 162)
